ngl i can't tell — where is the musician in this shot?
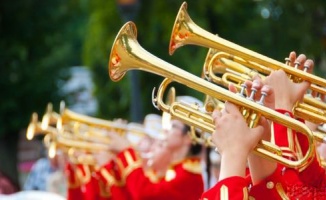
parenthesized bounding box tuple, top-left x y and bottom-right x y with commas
(105, 96, 204, 200)
(203, 52, 326, 199)
(199, 74, 288, 199)
(65, 113, 165, 200)
(266, 52, 326, 198)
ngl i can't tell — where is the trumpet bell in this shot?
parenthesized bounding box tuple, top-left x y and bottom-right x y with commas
(170, 2, 326, 91)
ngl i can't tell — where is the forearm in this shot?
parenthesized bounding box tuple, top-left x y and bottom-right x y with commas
(248, 152, 277, 184)
(219, 151, 247, 181)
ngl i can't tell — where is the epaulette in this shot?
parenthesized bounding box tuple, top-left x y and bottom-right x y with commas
(145, 169, 164, 183)
(182, 159, 202, 174)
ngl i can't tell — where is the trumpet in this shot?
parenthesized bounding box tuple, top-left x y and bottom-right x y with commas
(202, 49, 326, 124)
(26, 112, 58, 140)
(169, 2, 326, 109)
(109, 21, 315, 168)
(41, 103, 60, 130)
(57, 101, 147, 142)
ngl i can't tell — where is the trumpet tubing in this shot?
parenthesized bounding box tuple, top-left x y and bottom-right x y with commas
(205, 52, 326, 124)
(109, 21, 315, 168)
(27, 112, 58, 140)
(169, 2, 326, 96)
(41, 103, 60, 130)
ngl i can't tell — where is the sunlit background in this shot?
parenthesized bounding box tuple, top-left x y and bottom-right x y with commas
(1, 0, 326, 192)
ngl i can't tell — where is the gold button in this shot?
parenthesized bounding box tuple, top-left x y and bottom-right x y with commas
(266, 181, 274, 189)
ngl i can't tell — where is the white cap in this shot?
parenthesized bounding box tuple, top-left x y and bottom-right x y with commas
(164, 96, 208, 144)
(176, 96, 203, 108)
(127, 122, 147, 145)
(143, 113, 165, 140)
(162, 96, 203, 130)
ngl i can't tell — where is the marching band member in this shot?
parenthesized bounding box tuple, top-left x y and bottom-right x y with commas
(201, 51, 316, 199)
(200, 75, 287, 199)
(105, 96, 204, 200)
(267, 51, 326, 199)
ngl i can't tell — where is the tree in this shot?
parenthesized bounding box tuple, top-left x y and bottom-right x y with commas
(0, 0, 86, 188)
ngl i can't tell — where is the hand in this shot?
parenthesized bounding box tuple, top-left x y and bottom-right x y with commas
(230, 78, 273, 141)
(211, 102, 264, 180)
(93, 151, 116, 167)
(106, 131, 131, 153)
(212, 102, 264, 157)
(263, 51, 314, 111)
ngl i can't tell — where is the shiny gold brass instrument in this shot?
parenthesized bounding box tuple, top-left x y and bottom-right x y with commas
(169, 2, 326, 123)
(57, 101, 145, 139)
(109, 21, 315, 168)
(202, 50, 326, 124)
(41, 103, 60, 130)
(26, 113, 58, 140)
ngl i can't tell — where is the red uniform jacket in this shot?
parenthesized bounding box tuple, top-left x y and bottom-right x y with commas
(273, 109, 326, 199)
(116, 147, 204, 200)
(65, 162, 128, 200)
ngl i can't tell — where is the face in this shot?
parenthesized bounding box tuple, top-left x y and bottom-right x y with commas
(147, 139, 171, 170)
(164, 119, 189, 150)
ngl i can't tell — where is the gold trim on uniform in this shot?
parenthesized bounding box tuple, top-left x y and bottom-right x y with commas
(98, 179, 111, 198)
(117, 150, 142, 181)
(165, 169, 176, 182)
(68, 165, 92, 189)
(182, 159, 202, 174)
(243, 186, 248, 200)
(100, 167, 121, 186)
(220, 185, 229, 200)
(275, 182, 289, 200)
(144, 169, 164, 183)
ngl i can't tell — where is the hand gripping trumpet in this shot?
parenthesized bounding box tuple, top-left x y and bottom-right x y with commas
(169, 2, 326, 124)
(109, 21, 315, 168)
(202, 48, 326, 124)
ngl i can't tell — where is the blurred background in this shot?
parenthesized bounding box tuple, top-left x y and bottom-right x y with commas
(1, 0, 326, 191)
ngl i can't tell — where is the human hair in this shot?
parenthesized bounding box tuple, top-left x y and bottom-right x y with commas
(182, 124, 203, 156)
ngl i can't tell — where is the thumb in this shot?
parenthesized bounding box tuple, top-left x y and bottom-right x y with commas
(249, 125, 264, 147)
(297, 81, 311, 101)
(224, 101, 240, 115)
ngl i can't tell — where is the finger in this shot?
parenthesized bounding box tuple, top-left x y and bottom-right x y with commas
(252, 74, 263, 82)
(224, 101, 239, 115)
(250, 125, 264, 146)
(303, 59, 314, 73)
(295, 54, 307, 70)
(288, 51, 297, 66)
(212, 109, 222, 125)
(228, 83, 238, 94)
(244, 80, 252, 97)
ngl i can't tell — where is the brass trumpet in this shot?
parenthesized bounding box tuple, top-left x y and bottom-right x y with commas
(169, 2, 326, 97)
(41, 103, 60, 130)
(57, 101, 146, 140)
(109, 21, 315, 168)
(203, 50, 326, 124)
(26, 112, 58, 140)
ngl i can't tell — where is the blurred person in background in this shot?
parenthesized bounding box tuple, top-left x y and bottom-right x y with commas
(105, 95, 204, 200)
(23, 145, 66, 197)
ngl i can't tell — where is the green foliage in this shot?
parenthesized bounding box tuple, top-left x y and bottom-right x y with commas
(0, 0, 87, 136)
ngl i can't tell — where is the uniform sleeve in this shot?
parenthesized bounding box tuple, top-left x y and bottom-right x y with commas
(274, 109, 326, 189)
(96, 160, 131, 200)
(65, 163, 85, 200)
(295, 121, 326, 188)
(116, 147, 203, 200)
(200, 176, 248, 200)
(249, 165, 288, 200)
